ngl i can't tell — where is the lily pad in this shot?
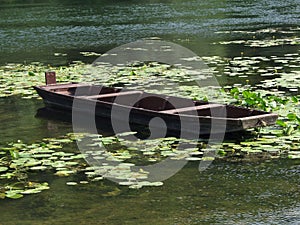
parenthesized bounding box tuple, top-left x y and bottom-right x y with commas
(5, 190, 23, 199)
(0, 166, 8, 172)
(30, 166, 48, 170)
(21, 189, 42, 194)
(66, 182, 78, 186)
(55, 170, 74, 177)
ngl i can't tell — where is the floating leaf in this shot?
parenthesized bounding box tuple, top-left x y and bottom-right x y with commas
(5, 190, 23, 199)
(66, 182, 77, 186)
(30, 166, 48, 170)
(21, 189, 41, 194)
(0, 166, 8, 172)
(55, 170, 74, 177)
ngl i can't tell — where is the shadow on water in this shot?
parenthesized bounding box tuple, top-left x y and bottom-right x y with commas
(0, 97, 73, 145)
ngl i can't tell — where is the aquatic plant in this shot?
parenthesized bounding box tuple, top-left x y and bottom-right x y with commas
(0, 134, 83, 199)
(0, 45, 299, 197)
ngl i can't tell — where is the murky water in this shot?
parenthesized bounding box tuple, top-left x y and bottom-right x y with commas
(0, 97, 300, 224)
(0, 0, 299, 65)
(0, 0, 300, 224)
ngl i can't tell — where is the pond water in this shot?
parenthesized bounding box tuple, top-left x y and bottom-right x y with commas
(0, 0, 299, 65)
(0, 0, 300, 224)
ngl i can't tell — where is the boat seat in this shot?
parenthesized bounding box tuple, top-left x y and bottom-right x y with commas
(161, 103, 223, 114)
(81, 91, 143, 99)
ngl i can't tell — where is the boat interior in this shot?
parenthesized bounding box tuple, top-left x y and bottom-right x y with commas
(44, 84, 267, 118)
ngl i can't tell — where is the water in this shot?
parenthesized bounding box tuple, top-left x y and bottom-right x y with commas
(0, 113, 299, 225)
(0, 97, 72, 144)
(0, 0, 300, 224)
(0, 0, 299, 65)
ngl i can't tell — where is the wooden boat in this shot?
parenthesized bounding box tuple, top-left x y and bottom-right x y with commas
(34, 72, 278, 137)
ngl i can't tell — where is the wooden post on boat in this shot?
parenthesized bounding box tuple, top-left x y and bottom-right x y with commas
(45, 71, 56, 85)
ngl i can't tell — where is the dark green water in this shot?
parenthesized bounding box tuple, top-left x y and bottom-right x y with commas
(0, 96, 300, 224)
(0, 0, 300, 224)
(0, 0, 299, 65)
(1, 158, 300, 225)
(0, 95, 300, 224)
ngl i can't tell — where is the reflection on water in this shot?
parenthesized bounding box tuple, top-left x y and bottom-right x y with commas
(0, 96, 72, 144)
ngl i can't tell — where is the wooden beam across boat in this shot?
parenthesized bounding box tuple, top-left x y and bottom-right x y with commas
(161, 103, 223, 114)
(81, 91, 143, 99)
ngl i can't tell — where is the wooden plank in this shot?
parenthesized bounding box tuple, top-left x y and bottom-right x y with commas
(44, 83, 89, 90)
(45, 72, 56, 85)
(82, 91, 143, 99)
(161, 103, 223, 114)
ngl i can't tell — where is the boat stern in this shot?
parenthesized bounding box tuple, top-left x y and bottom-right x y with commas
(239, 113, 278, 129)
